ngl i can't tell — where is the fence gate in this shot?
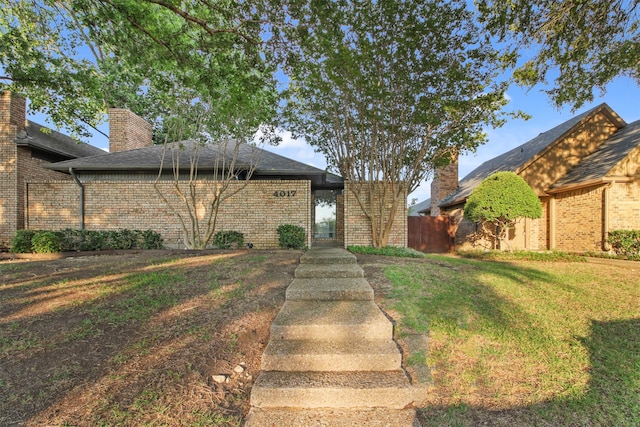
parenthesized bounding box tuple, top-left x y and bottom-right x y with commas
(407, 215, 454, 253)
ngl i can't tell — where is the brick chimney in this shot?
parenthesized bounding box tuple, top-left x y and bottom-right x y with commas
(0, 91, 26, 132)
(108, 108, 153, 152)
(430, 152, 458, 216)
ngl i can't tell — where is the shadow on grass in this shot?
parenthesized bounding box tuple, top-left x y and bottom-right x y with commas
(419, 318, 640, 426)
(0, 251, 299, 426)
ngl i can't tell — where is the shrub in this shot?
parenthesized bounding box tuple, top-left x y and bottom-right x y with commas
(608, 230, 640, 258)
(140, 229, 164, 249)
(31, 231, 61, 254)
(277, 224, 306, 249)
(213, 230, 244, 249)
(464, 171, 542, 250)
(56, 228, 164, 251)
(10, 230, 37, 253)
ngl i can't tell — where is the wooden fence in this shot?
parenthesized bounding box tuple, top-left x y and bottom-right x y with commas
(407, 215, 454, 253)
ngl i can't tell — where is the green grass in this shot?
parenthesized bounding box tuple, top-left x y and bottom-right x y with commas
(348, 245, 426, 258)
(382, 255, 640, 425)
(457, 249, 587, 262)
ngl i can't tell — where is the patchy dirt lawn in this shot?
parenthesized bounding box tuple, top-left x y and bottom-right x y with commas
(0, 249, 300, 426)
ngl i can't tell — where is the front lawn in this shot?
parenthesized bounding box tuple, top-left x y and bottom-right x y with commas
(367, 254, 640, 426)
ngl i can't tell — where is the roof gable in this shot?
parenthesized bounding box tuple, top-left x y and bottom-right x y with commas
(552, 119, 640, 189)
(439, 103, 625, 207)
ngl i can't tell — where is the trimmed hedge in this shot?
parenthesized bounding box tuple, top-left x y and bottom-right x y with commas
(608, 230, 640, 258)
(10, 229, 164, 253)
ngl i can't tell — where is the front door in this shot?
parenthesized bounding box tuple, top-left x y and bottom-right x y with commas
(314, 190, 337, 240)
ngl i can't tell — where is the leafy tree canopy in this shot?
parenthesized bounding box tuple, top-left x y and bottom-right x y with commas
(476, 0, 640, 110)
(464, 171, 542, 224)
(0, 0, 278, 141)
(276, 0, 514, 246)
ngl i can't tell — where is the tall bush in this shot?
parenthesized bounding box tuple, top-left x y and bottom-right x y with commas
(464, 172, 542, 250)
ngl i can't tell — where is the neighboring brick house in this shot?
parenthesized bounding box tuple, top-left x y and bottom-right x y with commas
(2, 92, 406, 249)
(0, 92, 105, 247)
(415, 103, 640, 252)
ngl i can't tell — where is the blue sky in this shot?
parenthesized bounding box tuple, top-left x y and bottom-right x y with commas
(257, 75, 640, 206)
(26, 73, 640, 209)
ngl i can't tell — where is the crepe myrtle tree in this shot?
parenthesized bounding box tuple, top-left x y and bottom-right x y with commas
(278, 0, 516, 247)
(154, 92, 278, 250)
(464, 172, 542, 250)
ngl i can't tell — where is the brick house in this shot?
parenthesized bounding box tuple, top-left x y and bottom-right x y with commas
(0, 92, 105, 247)
(415, 103, 640, 252)
(1, 92, 406, 249)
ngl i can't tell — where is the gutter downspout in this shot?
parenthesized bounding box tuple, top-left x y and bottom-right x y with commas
(549, 197, 556, 250)
(69, 167, 84, 230)
(603, 182, 613, 251)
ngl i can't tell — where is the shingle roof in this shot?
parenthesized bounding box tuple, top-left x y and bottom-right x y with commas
(438, 103, 624, 207)
(552, 119, 640, 189)
(45, 139, 331, 179)
(409, 198, 431, 216)
(15, 121, 106, 158)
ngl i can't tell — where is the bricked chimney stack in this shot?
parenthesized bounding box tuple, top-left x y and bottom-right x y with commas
(430, 152, 459, 216)
(0, 91, 27, 132)
(108, 108, 153, 152)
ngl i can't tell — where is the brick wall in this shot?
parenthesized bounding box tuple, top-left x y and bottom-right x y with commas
(26, 179, 312, 249)
(109, 108, 153, 152)
(0, 92, 22, 247)
(343, 182, 406, 247)
(336, 194, 344, 243)
(554, 186, 605, 251)
(609, 182, 640, 231)
(430, 153, 458, 216)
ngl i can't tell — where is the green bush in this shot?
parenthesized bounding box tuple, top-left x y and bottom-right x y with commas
(277, 224, 306, 249)
(10, 230, 38, 253)
(31, 231, 61, 254)
(52, 228, 163, 252)
(140, 229, 164, 249)
(213, 230, 244, 249)
(608, 230, 640, 258)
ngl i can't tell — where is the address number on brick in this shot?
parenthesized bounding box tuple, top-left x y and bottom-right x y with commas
(273, 190, 297, 197)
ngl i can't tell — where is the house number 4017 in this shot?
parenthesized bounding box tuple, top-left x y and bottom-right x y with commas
(273, 190, 297, 197)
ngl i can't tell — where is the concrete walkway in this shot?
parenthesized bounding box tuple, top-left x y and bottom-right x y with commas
(245, 247, 421, 426)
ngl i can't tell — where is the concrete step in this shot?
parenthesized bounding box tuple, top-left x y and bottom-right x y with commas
(300, 248, 357, 265)
(270, 300, 393, 341)
(295, 263, 364, 279)
(286, 277, 374, 301)
(245, 407, 419, 427)
(261, 339, 401, 371)
(250, 370, 414, 409)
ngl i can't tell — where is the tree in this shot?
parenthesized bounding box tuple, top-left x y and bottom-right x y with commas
(153, 97, 264, 250)
(464, 172, 542, 250)
(278, 0, 512, 247)
(476, 0, 640, 110)
(0, 0, 278, 140)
